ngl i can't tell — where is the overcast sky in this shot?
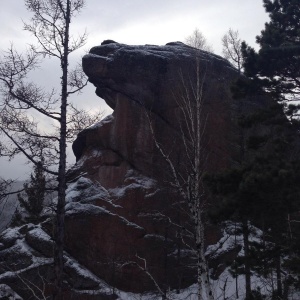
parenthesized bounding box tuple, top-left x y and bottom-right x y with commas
(0, 0, 269, 180)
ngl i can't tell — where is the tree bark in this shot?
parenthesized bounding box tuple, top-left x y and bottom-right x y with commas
(53, 1, 70, 299)
(242, 220, 252, 300)
(275, 251, 283, 298)
(194, 203, 214, 300)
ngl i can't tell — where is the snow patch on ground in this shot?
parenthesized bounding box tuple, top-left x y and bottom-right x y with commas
(206, 221, 243, 259)
(0, 226, 24, 243)
(0, 284, 22, 299)
(27, 227, 52, 243)
(206, 221, 264, 259)
(0, 224, 115, 298)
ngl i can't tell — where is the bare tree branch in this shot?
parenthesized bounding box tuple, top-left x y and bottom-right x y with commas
(147, 57, 215, 299)
(185, 28, 214, 53)
(222, 28, 243, 73)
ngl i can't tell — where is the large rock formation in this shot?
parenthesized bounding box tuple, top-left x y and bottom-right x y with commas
(66, 41, 268, 294)
(73, 41, 241, 178)
(0, 41, 272, 299)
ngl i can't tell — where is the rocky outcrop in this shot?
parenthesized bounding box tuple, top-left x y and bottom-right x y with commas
(0, 41, 272, 298)
(65, 41, 267, 293)
(74, 41, 240, 178)
(0, 224, 116, 299)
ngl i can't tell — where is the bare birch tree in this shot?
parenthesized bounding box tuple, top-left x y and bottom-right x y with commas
(148, 57, 214, 300)
(222, 28, 243, 73)
(0, 1, 97, 298)
(185, 28, 214, 53)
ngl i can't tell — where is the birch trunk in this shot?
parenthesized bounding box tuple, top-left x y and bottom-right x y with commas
(193, 59, 214, 300)
(275, 252, 283, 298)
(242, 221, 252, 300)
(192, 198, 214, 300)
(149, 56, 214, 299)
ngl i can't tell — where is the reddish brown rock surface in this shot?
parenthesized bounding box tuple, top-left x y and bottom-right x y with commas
(73, 41, 242, 179)
(66, 42, 267, 293)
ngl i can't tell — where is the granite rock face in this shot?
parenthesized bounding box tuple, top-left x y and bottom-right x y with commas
(0, 42, 271, 298)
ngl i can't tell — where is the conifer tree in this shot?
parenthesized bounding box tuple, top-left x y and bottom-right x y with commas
(206, 2, 300, 298)
(241, 0, 300, 103)
(17, 161, 46, 223)
(205, 103, 300, 299)
(226, 3, 300, 296)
